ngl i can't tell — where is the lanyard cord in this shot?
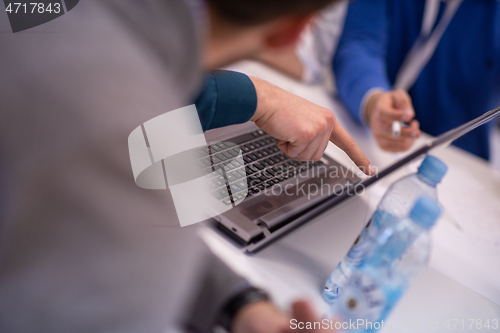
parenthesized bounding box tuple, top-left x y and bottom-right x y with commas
(394, 0, 463, 91)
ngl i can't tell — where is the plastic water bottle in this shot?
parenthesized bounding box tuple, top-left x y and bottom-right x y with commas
(323, 155, 447, 304)
(369, 155, 448, 229)
(332, 197, 441, 332)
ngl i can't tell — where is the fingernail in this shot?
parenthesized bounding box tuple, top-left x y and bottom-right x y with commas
(412, 131, 418, 138)
(369, 164, 376, 175)
(402, 110, 412, 122)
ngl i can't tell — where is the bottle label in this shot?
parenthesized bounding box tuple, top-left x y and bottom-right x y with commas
(347, 210, 400, 267)
(335, 271, 386, 331)
(346, 228, 371, 266)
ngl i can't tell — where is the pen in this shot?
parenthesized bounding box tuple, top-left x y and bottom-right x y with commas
(392, 121, 402, 137)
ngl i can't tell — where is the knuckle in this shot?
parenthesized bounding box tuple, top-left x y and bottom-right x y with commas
(317, 119, 327, 132)
(327, 114, 336, 129)
(320, 110, 334, 128)
(302, 128, 315, 141)
(323, 118, 331, 132)
(324, 109, 335, 121)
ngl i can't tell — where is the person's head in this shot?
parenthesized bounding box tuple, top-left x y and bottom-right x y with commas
(204, 0, 337, 68)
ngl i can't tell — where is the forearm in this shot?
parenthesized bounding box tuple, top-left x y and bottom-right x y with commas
(333, 0, 392, 123)
(249, 76, 280, 124)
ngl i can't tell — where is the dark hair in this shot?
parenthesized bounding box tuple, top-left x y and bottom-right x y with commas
(207, 0, 338, 26)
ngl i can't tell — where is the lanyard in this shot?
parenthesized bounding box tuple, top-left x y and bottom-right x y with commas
(394, 0, 463, 91)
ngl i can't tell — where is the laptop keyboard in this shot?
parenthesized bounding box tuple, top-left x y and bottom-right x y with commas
(204, 130, 324, 205)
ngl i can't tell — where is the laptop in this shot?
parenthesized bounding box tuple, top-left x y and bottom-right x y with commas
(204, 105, 500, 254)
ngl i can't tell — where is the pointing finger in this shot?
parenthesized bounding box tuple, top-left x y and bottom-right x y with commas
(329, 122, 375, 175)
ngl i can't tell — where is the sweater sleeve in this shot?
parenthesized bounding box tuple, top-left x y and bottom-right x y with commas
(333, 0, 392, 124)
(195, 70, 257, 131)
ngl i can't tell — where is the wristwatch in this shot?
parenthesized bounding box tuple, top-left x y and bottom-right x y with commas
(217, 287, 270, 332)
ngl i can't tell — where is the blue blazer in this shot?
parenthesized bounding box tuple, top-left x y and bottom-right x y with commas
(334, 0, 500, 160)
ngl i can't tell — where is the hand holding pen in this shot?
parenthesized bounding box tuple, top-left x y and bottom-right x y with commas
(364, 89, 421, 152)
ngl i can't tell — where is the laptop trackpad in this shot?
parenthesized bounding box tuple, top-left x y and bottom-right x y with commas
(240, 176, 348, 230)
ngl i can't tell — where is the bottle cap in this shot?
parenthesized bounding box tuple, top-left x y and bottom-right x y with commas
(418, 155, 448, 185)
(410, 196, 442, 229)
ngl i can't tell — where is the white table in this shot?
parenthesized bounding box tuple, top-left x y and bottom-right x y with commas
(202, 61, 500, 332)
